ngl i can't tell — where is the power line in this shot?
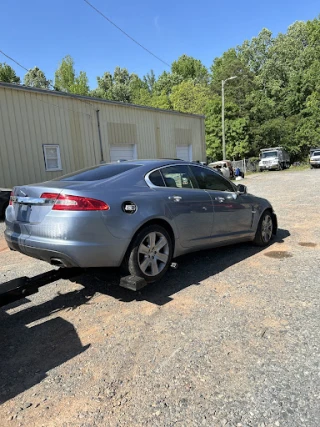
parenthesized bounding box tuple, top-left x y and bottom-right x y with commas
(0, 49, 29, 72)
(0, 49, 59, 91)
(83, 0, 170, 68)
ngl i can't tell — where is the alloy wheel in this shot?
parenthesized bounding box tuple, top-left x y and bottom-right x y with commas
(138, 231, 170, 277)
(261, 214, 273, 243)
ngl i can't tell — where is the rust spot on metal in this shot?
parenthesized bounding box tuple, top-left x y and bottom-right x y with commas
(298, 242, 317, 248)
(264, 251, 293, 259)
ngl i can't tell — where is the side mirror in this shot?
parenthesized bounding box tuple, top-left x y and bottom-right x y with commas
(237, 184, 247, 194)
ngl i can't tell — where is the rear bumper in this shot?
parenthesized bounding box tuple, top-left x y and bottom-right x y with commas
(5, 238, 78, 267)
(310, 161, 320, 167)
(4, 227, 131, 268)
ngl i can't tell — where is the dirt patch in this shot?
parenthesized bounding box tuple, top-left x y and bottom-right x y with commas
(0, 237, 8, 253)
(298, 242, 317, 248)
(264, 251, 293, 259)
(165, 294, 197, 315)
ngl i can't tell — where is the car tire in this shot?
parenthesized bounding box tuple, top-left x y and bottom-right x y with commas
(253, 210, 274, 247)
(123, 225, 173, 283)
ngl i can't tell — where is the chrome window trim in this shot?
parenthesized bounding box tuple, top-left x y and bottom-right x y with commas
(145, 162, 237, 192)
(145, 163, 192, 189)
(145, 168, 166, 188)
(189, 164, 237, 192)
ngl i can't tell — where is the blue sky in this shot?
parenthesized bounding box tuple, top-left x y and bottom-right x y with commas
(1, 0, 319, 88)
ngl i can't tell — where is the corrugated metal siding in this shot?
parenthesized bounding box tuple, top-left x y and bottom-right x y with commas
(0, 84, 205, 188)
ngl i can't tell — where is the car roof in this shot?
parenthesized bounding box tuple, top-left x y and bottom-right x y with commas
(117, 159, 188, 167)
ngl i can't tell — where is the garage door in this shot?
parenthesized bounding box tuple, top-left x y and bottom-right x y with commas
(110, 145, 136, 162)
(176, 145, 192, 162)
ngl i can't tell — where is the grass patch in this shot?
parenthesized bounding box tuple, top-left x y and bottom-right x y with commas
(283, 164, 310, 172)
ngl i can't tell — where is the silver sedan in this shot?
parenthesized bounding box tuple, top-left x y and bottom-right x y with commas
(5, 160, 277, 282)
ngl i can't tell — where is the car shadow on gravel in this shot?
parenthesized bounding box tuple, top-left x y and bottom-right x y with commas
(0, 229, 289, 403)
(0, 310, 90, 404)
(71, 227, 291, 307)
(95, 228, 291, 305)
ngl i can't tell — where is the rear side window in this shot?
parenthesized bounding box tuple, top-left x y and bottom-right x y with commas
(161, 165, 196, 189)
(55, 163, 140, 182)
(149, 170, 165, 187)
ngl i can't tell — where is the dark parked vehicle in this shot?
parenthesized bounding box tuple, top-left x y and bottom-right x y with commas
(5, 160, 277, 283)
(0, 190, 11, 218)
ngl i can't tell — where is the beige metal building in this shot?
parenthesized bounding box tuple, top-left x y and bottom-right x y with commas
(0, 82, 206, 188)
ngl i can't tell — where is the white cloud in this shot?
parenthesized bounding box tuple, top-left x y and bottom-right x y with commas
(154, 16, 160, 31)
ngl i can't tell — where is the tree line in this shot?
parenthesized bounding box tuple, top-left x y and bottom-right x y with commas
(1, 16, 319, 162)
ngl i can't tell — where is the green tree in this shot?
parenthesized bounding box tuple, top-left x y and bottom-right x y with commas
(153, 71, 183, 96)
(134, 88, 153, 107)
(110, 67, 131, 102)
(170, 80, 209, 115)
(92, 67, 146, 103)
(73, 71, 89, 96)
(54, 55, 89, 95)
(91, 71, 113, 99)
(205, 97, 224, 161)
(238, 28, 273, 75)
(151, 90, 172, 110)
(210, 48, 254, 110)
(171, 54, 209, 84)
(0, 63, 20, 83)
(54, 55, 75, 92)
(129, 73, 147, 104)
(24, 66, 51, 89)
(143, 70, 156, 93)
(205, 98, 249, 161)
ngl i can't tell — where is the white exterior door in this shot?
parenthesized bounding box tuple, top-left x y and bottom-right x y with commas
(176, 145, 192, 162)
(110, 145, 136, 162)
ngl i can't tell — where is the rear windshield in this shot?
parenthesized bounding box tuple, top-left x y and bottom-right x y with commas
(54, 163, 141, 181)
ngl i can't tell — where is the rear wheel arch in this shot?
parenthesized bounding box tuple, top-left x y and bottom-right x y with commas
(122, 218, 176, 264)
(121, 220, 175, 282)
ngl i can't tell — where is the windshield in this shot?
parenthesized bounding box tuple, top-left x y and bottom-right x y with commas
(312, 151, 320, 157)
(261, 151, 278, 158)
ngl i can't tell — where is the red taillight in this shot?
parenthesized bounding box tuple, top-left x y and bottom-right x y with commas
(9, 191, 14, 206)
(40, 193, 109, 211)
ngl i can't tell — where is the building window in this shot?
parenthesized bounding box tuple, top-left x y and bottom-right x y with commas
(43, 145, 62, 171)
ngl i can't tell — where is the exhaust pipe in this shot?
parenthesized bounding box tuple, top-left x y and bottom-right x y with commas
(50, 258, 66, 267)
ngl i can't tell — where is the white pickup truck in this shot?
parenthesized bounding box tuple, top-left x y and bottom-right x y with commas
(259, 147, 290, 171)
(310, 148, 320, 168)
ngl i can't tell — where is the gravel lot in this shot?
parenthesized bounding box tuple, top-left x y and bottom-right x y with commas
(0, 169, 319, 427)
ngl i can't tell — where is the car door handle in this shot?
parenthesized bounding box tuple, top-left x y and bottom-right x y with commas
(168, 196, 182, 202)
(214, 197, 225, 203)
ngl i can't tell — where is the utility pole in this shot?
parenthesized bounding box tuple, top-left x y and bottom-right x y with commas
(221, 76, 237, 160)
